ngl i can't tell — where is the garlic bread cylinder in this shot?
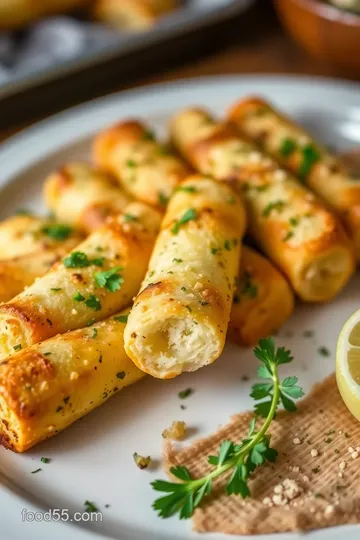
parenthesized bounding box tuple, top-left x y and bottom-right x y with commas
(0, 215, 82, 259)
(0, 202, 161, 360)
(44, 162, 131, 233)
(170, 107, 355, 302)
(228, 97, 360, 260)
(93, 120, 189, 209)
(0, 235, 84, 303)
(124, 175, 246, 379)
(229, 247, 294, 346)
(93, 0, 178, 30)
(0, 311, 144, 452)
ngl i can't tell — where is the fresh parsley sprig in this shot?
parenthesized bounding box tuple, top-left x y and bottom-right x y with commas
(151, 337, 303, 520)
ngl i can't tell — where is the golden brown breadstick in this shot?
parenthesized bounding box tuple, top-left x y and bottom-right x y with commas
(0, 215, 83, 259)
(0, 0, 89, 29)
(92, 0, 178, 30)
(93, 120, 189, 209)
(43, 162, 131, 233)
(0, 233, 83, 303)
(124, 175, 246, 379)
(170, 107, 355, 302)
(0, 202, 161, 360)
(228, 247, 294, 346)
(0, 310, 144, 452)
(228, 97, 360, 260)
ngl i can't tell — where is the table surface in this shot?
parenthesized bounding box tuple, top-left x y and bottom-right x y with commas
(0, 1, 353, 142)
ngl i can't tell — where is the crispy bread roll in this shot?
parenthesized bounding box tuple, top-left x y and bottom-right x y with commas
(0, 0, 89, 29)
(124, 175, 246, 379)
(0, 310, 144, 452)
(228, 97, 360, 260)
(229, 247, 294, 346)
(93, 120, 189, 209)
(0, 215, 82, 259)
(0, 202, 161, 360)
(93, 0, 178, 30)
(0, 235, 84, 303)
(170, 107, 355, 302)
(43, 162, 131, 233)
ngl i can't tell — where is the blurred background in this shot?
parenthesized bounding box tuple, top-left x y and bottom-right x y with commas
(0, 0, 360, 133)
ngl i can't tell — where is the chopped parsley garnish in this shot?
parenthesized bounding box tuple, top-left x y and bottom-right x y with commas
(303, 330, 314, 338)
(186, 305, 192, 312)
(74, 292, 85, 302)
(289, 216, 300, 227)
(280, 138, 297, 157)
(63, 251, 104, 269)
(87, 318, 96, 327)
(158, 192, 169, 207)
(43, 352, 51, 356)
(318, 346, 330, 357)
(211, 247, 221, 255)
(227, 195, 236, 204)
(56, 406, 63, 413)
(40, 457, 50, 464)
(181, 286, 186, 291)
(224, 240, 232, 251)
(31, 468, 42, 474)
(126, 159, 136, 168)
(13, 344, 22, 351)
(50, 288, 62, 292)
(142, 129, 155, 141)
(262, 200, 285, 218)
(117, 371, 126, 379)
(173, 258, 183, 263)
(85, 295, 102, 311)
(175, 186, 197, 194)
(172, 208, 197, 235)
(299, 144, 321, 180)
(92, 328, 98, 338)
(95, 267, 124, 292)
(41, 224, 73, 241)
(241, 271, 258, 299)
(283, 231, 294, 242)
(114, 315, 128, 323)
(16, 208, 32, 216)
(84, 501, 98, 513)
(123, 213, 138, 222)
(178, 388, 193, 399)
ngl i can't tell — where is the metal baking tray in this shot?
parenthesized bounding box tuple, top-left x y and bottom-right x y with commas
(0, 0, 254, 101)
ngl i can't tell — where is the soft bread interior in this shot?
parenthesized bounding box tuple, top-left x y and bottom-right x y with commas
(129, 315, 219, 379)
(300, 247, 354, 302)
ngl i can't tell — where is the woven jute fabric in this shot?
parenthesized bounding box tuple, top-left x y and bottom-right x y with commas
(164, 374, 360, 534)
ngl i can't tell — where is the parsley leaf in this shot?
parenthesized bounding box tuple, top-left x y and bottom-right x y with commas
(41, 224, 73, 241)
(63, 251, 104, 269)
(95, 267, 124, 292)
(172, 208, 197, 235)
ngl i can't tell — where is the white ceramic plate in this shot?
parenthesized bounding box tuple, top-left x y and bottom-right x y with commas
(1, 75, 360, 540)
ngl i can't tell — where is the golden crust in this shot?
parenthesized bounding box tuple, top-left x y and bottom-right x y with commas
(93, 120, 189, 209)
(228, 96, 360, 260)
(228, 247, 294, 346)
(0, 0, 90, 30)
(92, 0, 178, 29)
(43, 162, 130, 233)
(0, 202, 161, 360)
(170, 107, 355, 302)
(124, 175, 246, 379)
(0, 312, 145, 452)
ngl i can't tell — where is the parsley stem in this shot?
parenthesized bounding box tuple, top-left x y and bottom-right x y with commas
(182, 366, 280, 493)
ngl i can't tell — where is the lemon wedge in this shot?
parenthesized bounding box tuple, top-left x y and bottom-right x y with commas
(336, 309, 360, 421)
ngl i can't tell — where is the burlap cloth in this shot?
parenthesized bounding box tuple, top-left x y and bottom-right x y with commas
(164, 374, 360, 534)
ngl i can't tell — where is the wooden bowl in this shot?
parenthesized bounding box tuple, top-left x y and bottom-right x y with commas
(274, 0, 360, 77)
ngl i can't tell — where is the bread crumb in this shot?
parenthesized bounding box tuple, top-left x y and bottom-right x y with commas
(325, 505, 335, 516)
(133, 452, 151, 470)
(39, 381, 49, 392)
(310, 449, 318, 457)
(293, 437, 301, 445)
(70, 371, 79, 381)
(351, 451, 359, 460)
(339, 461, 346, 471)
(162, 421, 186, 441)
